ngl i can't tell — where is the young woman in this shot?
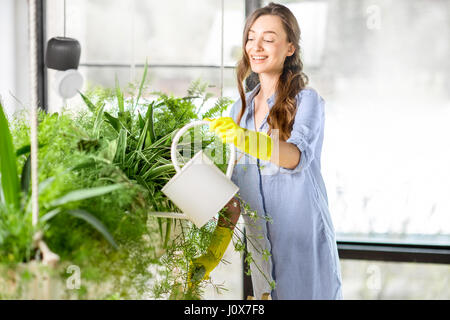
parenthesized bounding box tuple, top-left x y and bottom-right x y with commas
(189, 2, 342, 300)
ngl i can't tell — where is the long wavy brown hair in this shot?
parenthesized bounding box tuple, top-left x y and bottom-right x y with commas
(236, 2, 309, 141)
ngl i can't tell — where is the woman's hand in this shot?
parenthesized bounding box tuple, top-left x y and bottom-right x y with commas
(187, 225, 234, 284)
(187, 198, 240, 286)
(225, 198, 241, 213)
(206, 117, 273, 161)
(220, 198, 241, 229)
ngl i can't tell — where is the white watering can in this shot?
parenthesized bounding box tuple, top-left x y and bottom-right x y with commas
(148, 120, 239, 228)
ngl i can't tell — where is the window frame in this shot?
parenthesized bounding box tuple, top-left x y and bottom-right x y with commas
(337, 241, 450, 264)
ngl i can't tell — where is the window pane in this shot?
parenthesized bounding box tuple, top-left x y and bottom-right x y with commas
(46, 0, 244, 112)
(78, 65, 236, 96)
(262, 0, 450, 242)
(0, 0, 29, 117)
(46, 0, 244, 66)
(47, 0, 130, 63)
(132, 0, 221, 65)
(341, 259, 450, 299)
(47, 65, 239, 114)
(224, 1, 246, 66)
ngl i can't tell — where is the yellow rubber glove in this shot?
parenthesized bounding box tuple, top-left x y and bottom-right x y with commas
(188, 225, 233, 285)
(206, 117, 273, 161)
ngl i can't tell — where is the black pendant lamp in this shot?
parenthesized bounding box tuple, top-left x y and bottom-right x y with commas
(45, 0, 83, 100)
(45, 36, 81, 71)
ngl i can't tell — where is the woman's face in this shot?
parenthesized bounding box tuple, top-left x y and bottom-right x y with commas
(245, 14, 295, 76)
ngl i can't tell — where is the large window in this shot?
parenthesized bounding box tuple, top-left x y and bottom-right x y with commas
(40, 0, 449, 299)
(263, 0, 450, 245)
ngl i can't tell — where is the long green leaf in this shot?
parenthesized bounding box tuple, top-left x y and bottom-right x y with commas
(103, 111, 121, 133)
(40, 207, 62, 223)
(141, 164, 174, 181)
(70, 158, 97, 171)
(145, 102, 155, 147)
(115, 76, 124, 113)
(163, 218, 172, 248)
(99, 138, 118, 162)
(39, 176, 55, 193)
(157, 217, 163, 239)
(15, 144, 31, 157)
(49, 184, 124, 207)
(138, 112, 145, 130)
(145, 131, 172, 150)
(20, 155, 31, 195)
(134, 60, 148, 110)
(92, 104, 105, 138)
(136, 113, 150, 151)
(114, 129, 127, 165)
(0, 102, 20, 208)
(138, 149, 169, 175)
(120, 130, 128, 163)
(67, 209, 118, 249)
(79, 91, 97, 113)
(15, 143, 44, 157)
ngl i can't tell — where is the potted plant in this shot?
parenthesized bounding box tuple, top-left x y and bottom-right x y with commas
(0, 66, 274, 299)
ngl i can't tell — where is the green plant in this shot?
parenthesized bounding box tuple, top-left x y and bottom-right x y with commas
(1, 65, 273, 299)
(1, 101, 129, 264)
(76, 70, 277, 299)
(77, 64, 233, 250)
(7, 109, 160, 298)
(0, 101, 20, 210)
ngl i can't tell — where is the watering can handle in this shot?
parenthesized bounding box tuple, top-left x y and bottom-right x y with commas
(171, 120, 236, 179)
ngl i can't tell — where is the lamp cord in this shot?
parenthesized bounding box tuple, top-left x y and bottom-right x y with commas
(28, 0, 39, 228)
(63, 0, 66, 37)
(220, 0, 224, 98)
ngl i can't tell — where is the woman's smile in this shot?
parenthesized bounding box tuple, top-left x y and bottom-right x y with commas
(251, 55, 269, 63)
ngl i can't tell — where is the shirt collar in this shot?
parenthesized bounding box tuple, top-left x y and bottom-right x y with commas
(246, 82, 277, 116)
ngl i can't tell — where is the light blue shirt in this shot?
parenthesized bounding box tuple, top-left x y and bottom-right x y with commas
(230, 83, 343, 300)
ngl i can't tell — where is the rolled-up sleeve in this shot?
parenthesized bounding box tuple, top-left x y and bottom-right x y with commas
(279, 89, 325, 174)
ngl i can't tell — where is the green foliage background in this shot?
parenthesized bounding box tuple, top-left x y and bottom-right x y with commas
(0, 75, 236, 299)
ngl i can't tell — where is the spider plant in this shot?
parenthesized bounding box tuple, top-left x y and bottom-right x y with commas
(78, 63, 233, 248)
